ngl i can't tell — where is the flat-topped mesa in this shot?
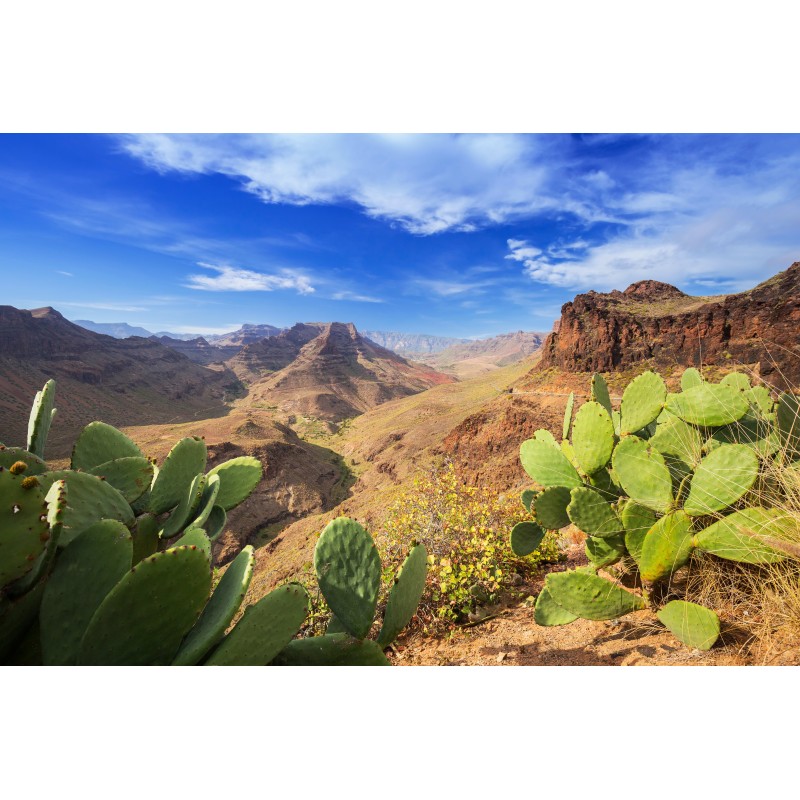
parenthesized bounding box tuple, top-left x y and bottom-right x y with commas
(539, 261, 800, 387)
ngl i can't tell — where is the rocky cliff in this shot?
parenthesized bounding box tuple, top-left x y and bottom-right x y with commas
(539, 262, 800, 387)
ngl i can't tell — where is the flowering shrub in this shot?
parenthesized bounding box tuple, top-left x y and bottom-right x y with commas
(377, 461, 564, 624)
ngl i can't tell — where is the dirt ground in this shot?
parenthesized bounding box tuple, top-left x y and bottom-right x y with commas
(390, 547, 755, 666)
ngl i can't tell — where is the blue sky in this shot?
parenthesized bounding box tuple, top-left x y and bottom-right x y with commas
(1, 133, 799, 338)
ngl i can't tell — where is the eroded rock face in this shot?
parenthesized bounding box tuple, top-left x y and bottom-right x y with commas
(539, 263, 800, 387)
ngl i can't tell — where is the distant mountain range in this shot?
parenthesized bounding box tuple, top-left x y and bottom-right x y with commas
(361, 331, 469, 354)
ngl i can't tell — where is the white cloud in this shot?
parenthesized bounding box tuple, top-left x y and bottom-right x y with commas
(413, 278, 493, 297)
(331, 291, 384, 303)
(185, 262, 315, 294)
(120, 134, 555, 235)
(57, 301, 148, 312)
(57, 270, 73, 277)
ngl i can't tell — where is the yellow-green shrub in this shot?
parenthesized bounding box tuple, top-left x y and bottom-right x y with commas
(377, 461, 564, 624)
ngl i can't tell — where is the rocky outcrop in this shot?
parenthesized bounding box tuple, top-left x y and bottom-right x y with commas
(539, 262, 800, 387)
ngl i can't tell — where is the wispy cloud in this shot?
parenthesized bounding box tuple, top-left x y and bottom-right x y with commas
(331, 290, 384, 303)
(412, 278, 494, 297)
(119, 134, 557, 235)
(185, 262, 315, 294)
(56, 301, 148, 312)
(57, 270, 73, 277)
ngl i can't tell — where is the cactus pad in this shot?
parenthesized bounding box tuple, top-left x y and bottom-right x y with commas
(612, 435, 673, 513)
(206, 456, 262, 511)
(132, 514, 159, 566)
(720, 372, 750, 391)
(572, 401, 615, 474)
(173, 527, 212, 559)
(160, 472, 207, 539)
(693, 508, 792, 563)
(0, 447, 47, 476)
(619, 371, 667, 435)
(649, 418, 703, 467)
(680, 367, 703, 391)
(71, 421, 143, 471)
(80, 545, 211, 665)
(533, 486, 572, 530)
(666, 383, 749, 427)
(40, 519, 132, 665)
(205, 505, 227, 542)
(520, 489, 538, 513)
(746, 385, 773, 416)
(562, 392, 575, 440)
(520, 438, 582, 488)
(205, 583, 309, 666)
(585, 533, 626, 568)
(547, 570, 647, 620)
(684, 444, 758, 516)
(534, 585, 578, 626)
(173, 546, 255, 665)
(273, 633, 390, 666)
(510, 521, 545, 556)
(314, 517, 381, 639)
(533, 429, 559, 448)
(639, 510, 694, 582)
(88, 457, 154, 504)
(567, 487, 624, 537)
(378, 542, 428, 646)
(0, 467, 49, 586)
(619, 500, 657, 564)
(591, 373, 613, 417)
(777, 393, 800, 456)
(37, 470, 134, 547)
(148, 436, 207, 515)
(656, 600, 720, 650)
(187, 474, 220, 529)
(26, 379, 56, 459)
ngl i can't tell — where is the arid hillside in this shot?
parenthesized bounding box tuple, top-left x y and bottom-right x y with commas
(0, 305, 235, 456)
(237, 322, 456, 423)
(540, 262, 800, 387)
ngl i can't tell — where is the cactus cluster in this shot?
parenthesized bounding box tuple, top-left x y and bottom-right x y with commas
(512, 368, 800, 650)
(2, 380, 426, 665)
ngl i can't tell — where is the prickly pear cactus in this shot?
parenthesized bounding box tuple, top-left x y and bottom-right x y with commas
(512, 366, 800, 652)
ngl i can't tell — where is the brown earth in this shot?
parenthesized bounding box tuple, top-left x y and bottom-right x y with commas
(150, 335, 239, 365)
(0, 306, 235, 457)
(540, 261, 800, 388)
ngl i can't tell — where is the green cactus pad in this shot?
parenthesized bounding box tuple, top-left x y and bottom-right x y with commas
(777, 393, 800, 455)
(562, 392, 575, 440)
(612, 435, 674, 513)
(173, 546, 255, 665)
(585, 534, 627, 568)
(206, 456, 262, 511)
(693, 508, 793, 563)
(186, 474, 220, 529)
(619, 371, 667, 435)
(657, 600, 720, 650)
(567, 487, 624, 537)
(639, 510, 694, 582)
(132, 514, 160, 566)
(0, 447, 47, 476)
(520, 438, 582, 488)
(205, 583, 309, 666)
(378, 543, 428, 646)
(666, 383, 749, 427)
(160, 473, 207, 539)
(40, 519, 132, 666)
(273, 633, 390, 666)
(619, 500, 657, 564)
(173, 527, 212, 559)
(680, 367, 703, 391)
(591, 373, 613, 417)
(26, 379, 56, 459)
(649, 418, 704, 467)
(684, 444, 759, 516)
(745, 385, 774, 416)
(533, 486, 572, 530)
(547, 570, 647, 620)
(587, 467, 621, 500)
(80, 545, 211, 665)
(88, 457, 154, 504)
(0, 467, 49, 586)
(37, 470, 134, 548)
(561, 439, 577, 464)
(708, 413, 780, 458)
(205, 505, 227, 542)
(71, 421, 143, 471)
(572, 401, 615, 474)
(533, 429, 559, 448)
(0, 583, 44, 663)
(720, 372, 750, 391)
(510, 521, 545, 556)
(314, 517, 381, 639)
(534, 585, 578, 626)
(520, 489, 538, 512)
(148, 436, 207, 515)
